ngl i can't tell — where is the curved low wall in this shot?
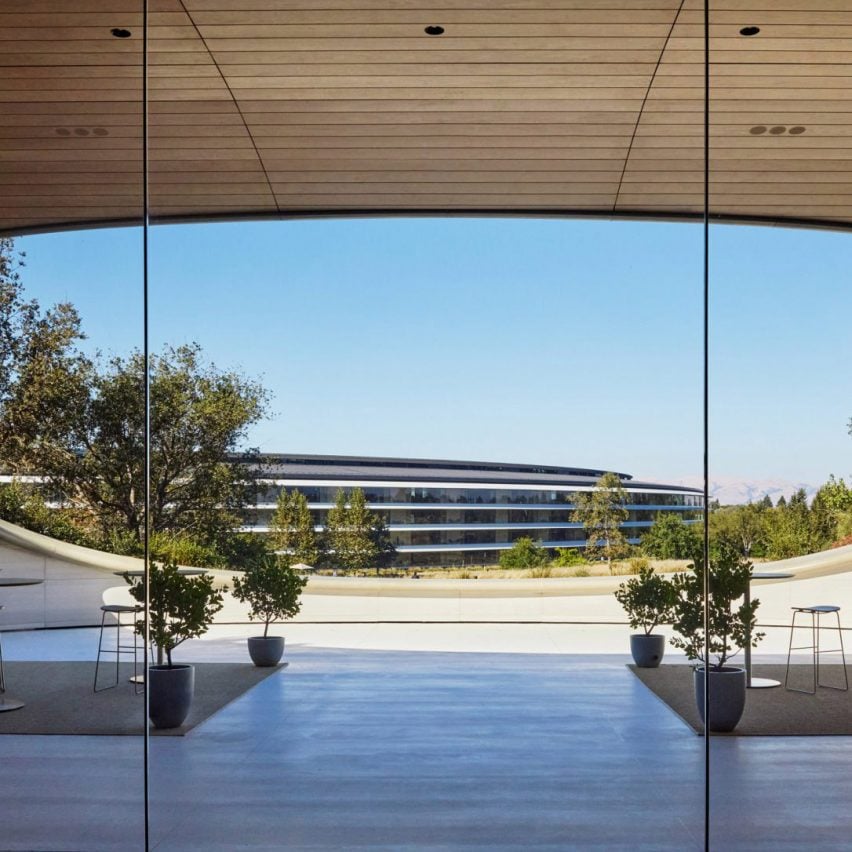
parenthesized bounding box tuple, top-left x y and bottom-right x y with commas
(1, 518, 851, 629)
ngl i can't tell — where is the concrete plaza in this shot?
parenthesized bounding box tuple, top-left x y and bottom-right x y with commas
(0, 621, 850, 851)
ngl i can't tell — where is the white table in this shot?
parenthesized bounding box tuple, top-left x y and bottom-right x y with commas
(0, 578, 45, 712)
(745, 571, 794, 688)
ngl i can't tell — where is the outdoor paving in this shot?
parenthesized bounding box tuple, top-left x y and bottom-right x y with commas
(0, 626, 850, 850)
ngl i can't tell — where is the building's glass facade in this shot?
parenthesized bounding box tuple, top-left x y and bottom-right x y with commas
(245, 455, 703, 567)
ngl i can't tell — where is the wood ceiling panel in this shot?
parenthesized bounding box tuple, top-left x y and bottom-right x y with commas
(3, 2, 852, 232)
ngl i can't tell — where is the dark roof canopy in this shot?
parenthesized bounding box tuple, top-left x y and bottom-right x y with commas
(3, 1, 852, 235)
(241, 453, 701, 493)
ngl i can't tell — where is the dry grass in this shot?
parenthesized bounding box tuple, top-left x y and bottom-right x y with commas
(415, 558, 691, 580)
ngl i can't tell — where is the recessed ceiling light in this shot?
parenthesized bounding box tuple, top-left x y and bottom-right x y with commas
(92, 127, 109, 136)
(55, 128, 71, 136)
(749, 126, 767, 135)
(788, 126, 806, 135)
(769, 126, 786, 135)
(739, 26, 760, 36)
(424, 25, 445, 36)
(74, 128, 90, 136)
(111, 28, 132, 38)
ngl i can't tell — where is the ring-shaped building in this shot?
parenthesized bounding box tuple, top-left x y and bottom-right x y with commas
(248, 454, 703, 567)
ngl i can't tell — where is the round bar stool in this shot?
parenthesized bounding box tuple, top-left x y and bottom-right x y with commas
(93, 604, 143, 693)
(785, 605, 848, 694)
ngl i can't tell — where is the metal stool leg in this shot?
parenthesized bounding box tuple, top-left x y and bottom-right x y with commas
(816, 609, 849, 692)
(95, 606, 144, 694)
(786, 609, 818, 694)
(133, 613, 143, 696)
(93, 608, 113, 693)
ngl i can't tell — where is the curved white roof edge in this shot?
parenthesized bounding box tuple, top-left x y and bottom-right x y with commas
(756, 544, 852, 582)
(1, 517, 850, 592)
(0, 518, 143, 573)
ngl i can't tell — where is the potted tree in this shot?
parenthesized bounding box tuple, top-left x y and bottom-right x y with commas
(231, 554, 308, 667)
(125, 561, 225, 729)
(670, 546, 763, 732)
(614, 563, 676, 667)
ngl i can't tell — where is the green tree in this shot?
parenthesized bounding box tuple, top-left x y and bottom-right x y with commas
(670, 546, 762, 670)
(763, 496, 822, 559)
(552, 547, 587, 567)
(614, 565, 676, 635)
(0, 238, 90, 473)
(571, 472, 630, 573)
(341, 487, 379, 572)
(814, 475, 852, 514)
(370, 512, 397, 573)
(323, 489, 349, 570)
(35, 343, 269, 557)
(641, 512, 701, 560)
(322, 488, 396, 572)
(709, 503, 766, 558)
(270, 488, 320, 566)
(499, 536, 550, 569)
(812, 475, 852, 545)
(125, 561, 225, 666)
(231, 554, 308, 637)
(0, 480, 93, 547)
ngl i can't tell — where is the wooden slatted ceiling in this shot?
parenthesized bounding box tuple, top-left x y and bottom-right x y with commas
(1, 1, 851, 233)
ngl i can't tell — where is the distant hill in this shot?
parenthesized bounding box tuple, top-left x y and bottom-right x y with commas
(666, 475, 818, 507)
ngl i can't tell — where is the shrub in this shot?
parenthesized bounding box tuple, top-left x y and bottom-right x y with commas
(669, 546, 763, 670)
(231, 555, 308, 637)
(499, 537, 550, 570)
(614, 565, 675, 635)
(552, 547, 587, 567)
(125, 561, 225, 667)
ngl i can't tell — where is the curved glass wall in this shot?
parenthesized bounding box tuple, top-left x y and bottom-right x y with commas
(0, 6, 146, 849)
(709, 3, 852, 844)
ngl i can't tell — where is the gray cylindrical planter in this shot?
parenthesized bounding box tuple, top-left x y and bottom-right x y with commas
(148, 664, 194, 730)
(630, 633, 666, 668)
(248, 636, 285, 667)
(694, 666, 747, 733)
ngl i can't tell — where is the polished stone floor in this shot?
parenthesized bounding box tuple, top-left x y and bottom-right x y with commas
(0, 627, 850, 851)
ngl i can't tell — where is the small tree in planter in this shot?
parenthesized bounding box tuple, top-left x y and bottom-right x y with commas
(615, 565, 676, 667)
(125, 561, 225, 729)
(231, 554, 308, 666)
(669, 546, 764, 732)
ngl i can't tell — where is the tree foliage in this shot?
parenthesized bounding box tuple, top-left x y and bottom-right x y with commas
(499, 536, 550, 569)
(323, 488, 397, 572)
(33, 343, 269, 558)
(552, 547, 587, 567)
(708, 503, 766, 558)
(641, 512, 701, 560)
(571, 472, 630, 572)
(126, 561, 225, 667)
(270, 488, 320, 566)
(231, 554, 308, 637)
(614, 565, 676, 635)
(669, 547, 763, 670)
(0, 481, 94, 547)
(0, 238, 90, 472)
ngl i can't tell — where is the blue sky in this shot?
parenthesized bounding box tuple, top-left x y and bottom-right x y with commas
(18, 217, 852, 489)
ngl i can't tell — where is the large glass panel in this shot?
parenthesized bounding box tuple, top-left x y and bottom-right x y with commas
(0, 4, 145, 849)
(709, 5, 852, 849)
(146, 4, 708, 849)
(143, 214, 707, 845)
